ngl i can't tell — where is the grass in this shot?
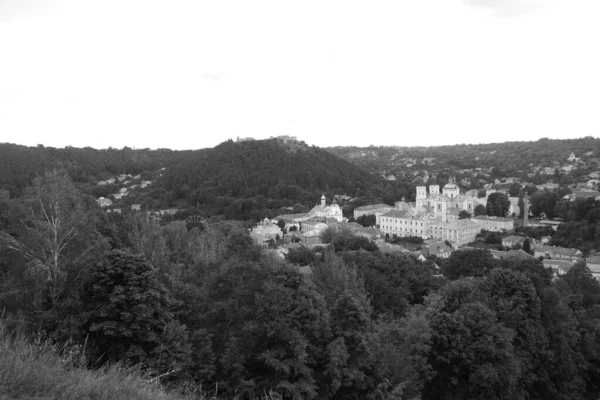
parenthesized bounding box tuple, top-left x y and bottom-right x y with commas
(0, 322, 197, 400)
(0, 321, 285, 400)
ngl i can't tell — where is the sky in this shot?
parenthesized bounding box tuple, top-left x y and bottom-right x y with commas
(0, 0, 599, 150)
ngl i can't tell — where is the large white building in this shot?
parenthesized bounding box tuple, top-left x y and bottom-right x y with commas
(415, 181, 477, 223)
(379, 182, 483, 247)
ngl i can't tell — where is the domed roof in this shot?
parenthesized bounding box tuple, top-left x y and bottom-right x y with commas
(321, 194, 326, 199)
(444, 182, 458, 189)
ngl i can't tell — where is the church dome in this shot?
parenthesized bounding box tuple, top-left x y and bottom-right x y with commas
(444, 182, 458, 189)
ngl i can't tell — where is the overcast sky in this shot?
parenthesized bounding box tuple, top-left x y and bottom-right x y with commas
(0, 0, 598, 150)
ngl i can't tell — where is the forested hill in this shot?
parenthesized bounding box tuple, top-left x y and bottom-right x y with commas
(327, 136, 600, 177)
(157, 139, 391, 219)
(0, 140, 392, 220)
(0, 143, 181, 196)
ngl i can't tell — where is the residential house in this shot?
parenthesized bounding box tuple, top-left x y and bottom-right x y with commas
(301, 231, 322, 246)
(502, 235, 537, 249)
(471, 215, 514, 232)
(131, 204, 141, 211)
(586, 255, 600, 280)
(490, 249, 534, 261)
(96, 197, 113, 208)
(421, 242, 453, 258)
(534, 245, 583, 261)
(543, 259, 576, 277)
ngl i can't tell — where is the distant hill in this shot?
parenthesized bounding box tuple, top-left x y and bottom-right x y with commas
(156, 138, 392, 219)
(0, 143, 178, 197)
(0, 139, 393, 220)
(327, 137, 600, 193)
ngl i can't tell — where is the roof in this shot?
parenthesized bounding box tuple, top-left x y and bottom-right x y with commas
(424, 242, 453, 255)
(354, 204, 392, 212)
(543, 259, 575, 274)
(471, 215, 513, 222)
(381, 209, 410, 219)
(310, 205, 327, 213)
(275, 213, 308, 221)
(490, 249, 534, 260)
(502, 235, 527, 244)
(535, 245, 581, 257)
(586, 255, 600, 265)
(444, 219, 481, 230)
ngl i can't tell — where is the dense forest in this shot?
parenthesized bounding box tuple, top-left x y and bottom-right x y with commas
(1, 170, 600, 399)
(0, 140, 393, 221)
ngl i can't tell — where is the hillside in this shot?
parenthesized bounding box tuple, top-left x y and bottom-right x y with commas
(0, 143, 180, 197)
(327, 137, 600, 196)
(0, 139, 392, 220)
(156, 138, 391, 219)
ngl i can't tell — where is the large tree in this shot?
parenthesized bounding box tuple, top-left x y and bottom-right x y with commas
(486, 192, 510, 217)
(0, 170, 108, 338)
(86, 250, 191, 375)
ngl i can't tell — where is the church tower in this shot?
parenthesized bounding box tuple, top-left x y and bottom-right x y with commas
(321, 194, 326, 207)
(416, 186, 427, 207)
(523, 194, 529, 227)
(430, 185, 440, 195)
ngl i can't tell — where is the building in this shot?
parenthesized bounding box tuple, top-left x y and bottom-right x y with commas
(490, 249, 534, 261)
(586, 255, 600, 280)
(471, 215, 514, 232)
(421, 242, 454, 258)
(543, 259, 575, 277)
(131, 204, 141, 211)
(379, 209, 438, 239)
(509, 197, 520, 216)
(96, 197, 113, 208)
(250, 217, 282, 247)
(353, 204, 393, 222)
(307, 195, 343, 222)
(534, 245, 583, 261)
(300, 218, 328, 233)
(415, 181, 477, 222)
(502, 235, 537, 249)
(430, 219, 481, 247)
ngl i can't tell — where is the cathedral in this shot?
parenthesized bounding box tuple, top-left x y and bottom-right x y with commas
(415, 180, 477, 222)
(308, 194, 344, 222)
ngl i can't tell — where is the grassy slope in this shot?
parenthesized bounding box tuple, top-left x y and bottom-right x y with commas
(0, 325, 194, 400)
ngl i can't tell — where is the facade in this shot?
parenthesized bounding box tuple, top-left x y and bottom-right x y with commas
(430, 219, 481, 247)
(379, 209, 438, 239)
(471, 215, 514, 232)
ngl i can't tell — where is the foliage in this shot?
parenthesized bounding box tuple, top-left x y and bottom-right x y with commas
(85, 250, 191, 375)
(356, 214, 377, 227)
(440, 249, 496, 280)
(486, 192, 510, 217)
(474, 204, 486, 216)
(458, 210, 471, 219)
